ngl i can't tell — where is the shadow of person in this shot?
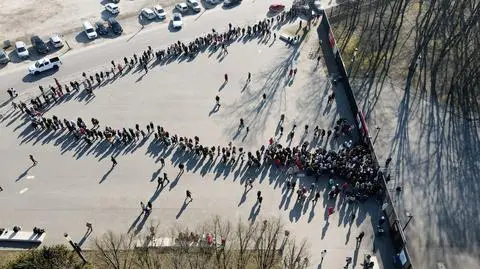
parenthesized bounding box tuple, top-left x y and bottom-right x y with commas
(208, 104, 220, 116)
(150, 168, 162, 182)
(321, 222, 329, 239)
(248, 202, 260, 222)
(128, 212, 144, 233)
(99, 166, 114, 183)
(169, 174, 182, 190)
(176, 199, 190, 219)
(218, 81, 227, 91)
(308, 205, 316, 223)
(345, 224, 352, 245)
(16, 165, 34, 182)
(238, 189, 248, 207)
(134, 213, 150, 235)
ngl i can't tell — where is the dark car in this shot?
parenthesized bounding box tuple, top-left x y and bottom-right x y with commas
(107, 18, 123, 35)
(223, 0, 242, 7)
(95, 21, 109, 35)
(30, 35, 49, 54)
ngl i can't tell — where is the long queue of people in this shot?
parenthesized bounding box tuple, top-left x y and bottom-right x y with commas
(8, 7, 381, 201)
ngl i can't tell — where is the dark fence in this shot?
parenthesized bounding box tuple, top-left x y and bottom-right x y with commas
(312, 5, 414, 269)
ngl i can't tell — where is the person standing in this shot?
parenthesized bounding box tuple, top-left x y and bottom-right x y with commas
(245, 179, 253, 190)
(179, 163, 185, 173)
(186, 190, 193, 201)
(320, 249, 327, 262)
(258, 196, 263, 206)
(29, 155, 38, 165)
(111, 156, 117, 167)
(385, 157, 392, 167)
(247, 72, 251, 82)
(313, 191, 320, 204)
(160, 158, 165, 167)
(86, 222, 93, 233)
(157, 176, 164, 189)
(356, 231, 365, 247)
(224, 73, 228, 82)
(215, 96, 220, 106)
(163, 173, 170, 185)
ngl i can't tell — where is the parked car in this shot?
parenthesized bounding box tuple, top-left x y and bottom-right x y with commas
(105, 3, 120, 14)
(28, 57, 61, 75)
(175, 3, 189, 13)
(269, 4, 285, 13)
(83, 21, 98, 40)
(0, 49, 10, 64)
(153, 5, 166, 19)
(141, 8, 156, 20)
(172, 13, 183, 28)
(95, 21, 109, 35)
(223, 0, 242, 7)
(49, 35, 64, 48)
(108, 18, 123, 35)
(15, 41, 29, 59)
(206, 0, 222, 5)
(186, 0, 201, 12)
(30, 35, 49, 54)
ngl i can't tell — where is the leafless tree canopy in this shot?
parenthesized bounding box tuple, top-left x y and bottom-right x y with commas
(92, 217, 310, 269)
(331, 0, 480, 118)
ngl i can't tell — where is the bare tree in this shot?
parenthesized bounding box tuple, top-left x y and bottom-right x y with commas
(92, 216, 310, 269)
(93, 230, 136, 269)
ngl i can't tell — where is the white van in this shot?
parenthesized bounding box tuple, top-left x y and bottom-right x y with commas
(83, 21, 98, 40)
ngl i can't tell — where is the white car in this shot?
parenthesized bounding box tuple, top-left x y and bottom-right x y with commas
(105, 3, 120, 14)
(153, 5, 166, 19)
(141, 8, 156, 20)
(49, 35, 64, 48)
(172, 13, 183, 28)
(15, 41, 29, 59)
(186, 0, 201, 12)
(175, 3, 188, 13)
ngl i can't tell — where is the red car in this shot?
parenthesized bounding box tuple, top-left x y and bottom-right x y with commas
(269, 4, 285, 13)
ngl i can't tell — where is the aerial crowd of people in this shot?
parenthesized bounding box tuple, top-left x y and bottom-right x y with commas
(4, 7, 383, 208)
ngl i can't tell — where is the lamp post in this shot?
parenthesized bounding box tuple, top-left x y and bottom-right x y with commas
(64, 233, 87, 264)
(402, 212, 413, 232)
(372, 126, 381, 145)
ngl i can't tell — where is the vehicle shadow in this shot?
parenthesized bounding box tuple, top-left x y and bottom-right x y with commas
(22, 68, 60, 83)
(75, 32, 95, 44)
(7, 50, 27, 64)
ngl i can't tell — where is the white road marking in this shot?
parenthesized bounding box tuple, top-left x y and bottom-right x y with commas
(26, 175, 35, 179)
(19, 188, 29, 194)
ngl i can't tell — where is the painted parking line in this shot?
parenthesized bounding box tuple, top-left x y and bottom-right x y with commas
(19, 188, 29, 194)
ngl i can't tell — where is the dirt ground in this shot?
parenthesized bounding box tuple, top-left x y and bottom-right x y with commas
(0, 0, 177, 43)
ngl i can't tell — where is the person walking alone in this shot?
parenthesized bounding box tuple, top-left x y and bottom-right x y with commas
(86, 222, 93, 233)
(29, 155, 38, 166)
(186, 190, 193, 201)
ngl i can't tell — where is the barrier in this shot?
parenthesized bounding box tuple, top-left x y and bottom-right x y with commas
(310, 4, 415, 269)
